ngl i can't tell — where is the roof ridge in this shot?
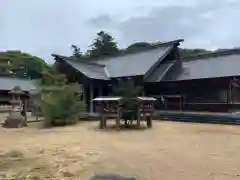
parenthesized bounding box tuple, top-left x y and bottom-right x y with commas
(181, 48, 240, 61)
(89, 39, 184, 61)
(52, 39, 183, 63)
(151, 39, 184, 47)
(52, 54, 105, 67)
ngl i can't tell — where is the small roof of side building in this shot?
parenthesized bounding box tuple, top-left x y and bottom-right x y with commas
(0, 77, 36, 91)
(56, 56, 110, 80)
(163, 49, 240, 81)
(53, 39, 183, 80)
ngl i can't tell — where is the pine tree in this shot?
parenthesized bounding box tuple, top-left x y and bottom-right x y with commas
(88, 31, 119, 58)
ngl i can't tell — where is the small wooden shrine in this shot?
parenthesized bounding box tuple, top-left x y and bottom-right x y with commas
(93, 96, 157, 129)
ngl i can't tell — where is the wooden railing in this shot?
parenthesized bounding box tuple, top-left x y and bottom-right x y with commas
(155, 102, 240, 112)
(0, 105, 12, 112)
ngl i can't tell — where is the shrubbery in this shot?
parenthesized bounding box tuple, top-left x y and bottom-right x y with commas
(40, 84, 85, 127)
(35, 68, 85, 127)
(113, 79, 143, 120)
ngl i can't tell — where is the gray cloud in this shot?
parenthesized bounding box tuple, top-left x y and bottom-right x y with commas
(88, 0, 240, 50)
(1, 0, 240, 63)
(87, 15, 115, 29)
(0, 0, 97, 62)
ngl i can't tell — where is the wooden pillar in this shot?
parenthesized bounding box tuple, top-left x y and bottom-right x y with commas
(33, 93, 39, 121)
(147, 102, 153, 128)
(99, 103, 106, 129)
(82, 86, 88, 112)
(146, 115, 152, 128)
(24, 99, 27, 122)
(89, 83, 94, 113)
(137, 103, 141, 128)
(81, 84, 85, 101)
(100, 114, 107, 129)
(116, 105, 121, 129)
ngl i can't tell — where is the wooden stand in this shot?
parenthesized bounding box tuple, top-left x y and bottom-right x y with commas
(138, 97, 156, 128)
(93, 96, 156, 130)
(146, 115, 152, 128)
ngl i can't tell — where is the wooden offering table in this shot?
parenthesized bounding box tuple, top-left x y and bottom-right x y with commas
(136, 97, 157, 128)
(93, 96, 157, 129)
(93, 97, 122, 129)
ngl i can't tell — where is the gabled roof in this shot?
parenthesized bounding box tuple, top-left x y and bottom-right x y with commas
(0, 77, 36, 91)
(163, 49, 240, 81)
(95, 45, 173, 78)
(53, 39, 183, 80)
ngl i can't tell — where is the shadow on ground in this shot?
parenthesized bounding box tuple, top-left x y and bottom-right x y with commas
(90, 123, 150, 132)
(90, 174, 136, 180)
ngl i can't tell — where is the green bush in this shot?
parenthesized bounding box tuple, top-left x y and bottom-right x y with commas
(40, 84, 85, 127)
(113, 79, 143, 120)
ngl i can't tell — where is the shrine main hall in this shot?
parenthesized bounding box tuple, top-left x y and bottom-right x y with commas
(53, 39, 240, 113)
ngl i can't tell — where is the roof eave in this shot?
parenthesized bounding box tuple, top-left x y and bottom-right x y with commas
(55, 57, 109, 80)
(52, 54, 106, 67)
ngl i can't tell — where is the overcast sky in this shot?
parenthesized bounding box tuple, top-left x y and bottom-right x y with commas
(1, 0, 240, 63)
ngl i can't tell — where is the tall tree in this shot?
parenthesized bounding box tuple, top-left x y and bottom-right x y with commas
(87, 31, 119, 58)
(0, 58, 15, 76)
(0, 51, 49, 79)
(71, 45, 82, 58)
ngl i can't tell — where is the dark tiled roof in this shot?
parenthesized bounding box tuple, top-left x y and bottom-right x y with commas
(95, 46, 173, 78)
(0, 77, 36, 91)
(63, 59, 109, 80)
(53, 39, 183, 79)
(164, 49, 240, 81)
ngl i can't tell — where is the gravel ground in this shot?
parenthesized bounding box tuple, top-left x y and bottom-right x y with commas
(0, 121, 240, 180)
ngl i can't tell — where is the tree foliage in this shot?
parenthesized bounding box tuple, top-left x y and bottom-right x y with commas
(113, 79, 143, 98)
(125, 42, 151, 53)
(179, 48, 211, 58)
(40, 67, 67, 86)
(69, 31, 212, 61)
(71, 45, 82, 58)
(37, 68, 85, 127)
(123, 42, 211, 58)
(33, 68, 85, 126)
(87, 31, 119, 58)
(40, 84, 85, 127)
(0, 50, 49, 79)
(113, 79, 143, 120)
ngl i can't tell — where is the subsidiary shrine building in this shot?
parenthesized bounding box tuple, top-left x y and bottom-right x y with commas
(53, 39, 240, 113)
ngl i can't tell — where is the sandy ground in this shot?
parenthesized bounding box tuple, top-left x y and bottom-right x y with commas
(0, 121, 240, 180)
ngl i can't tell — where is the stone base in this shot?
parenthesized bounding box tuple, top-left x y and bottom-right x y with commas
(2, 111, 27, 128)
